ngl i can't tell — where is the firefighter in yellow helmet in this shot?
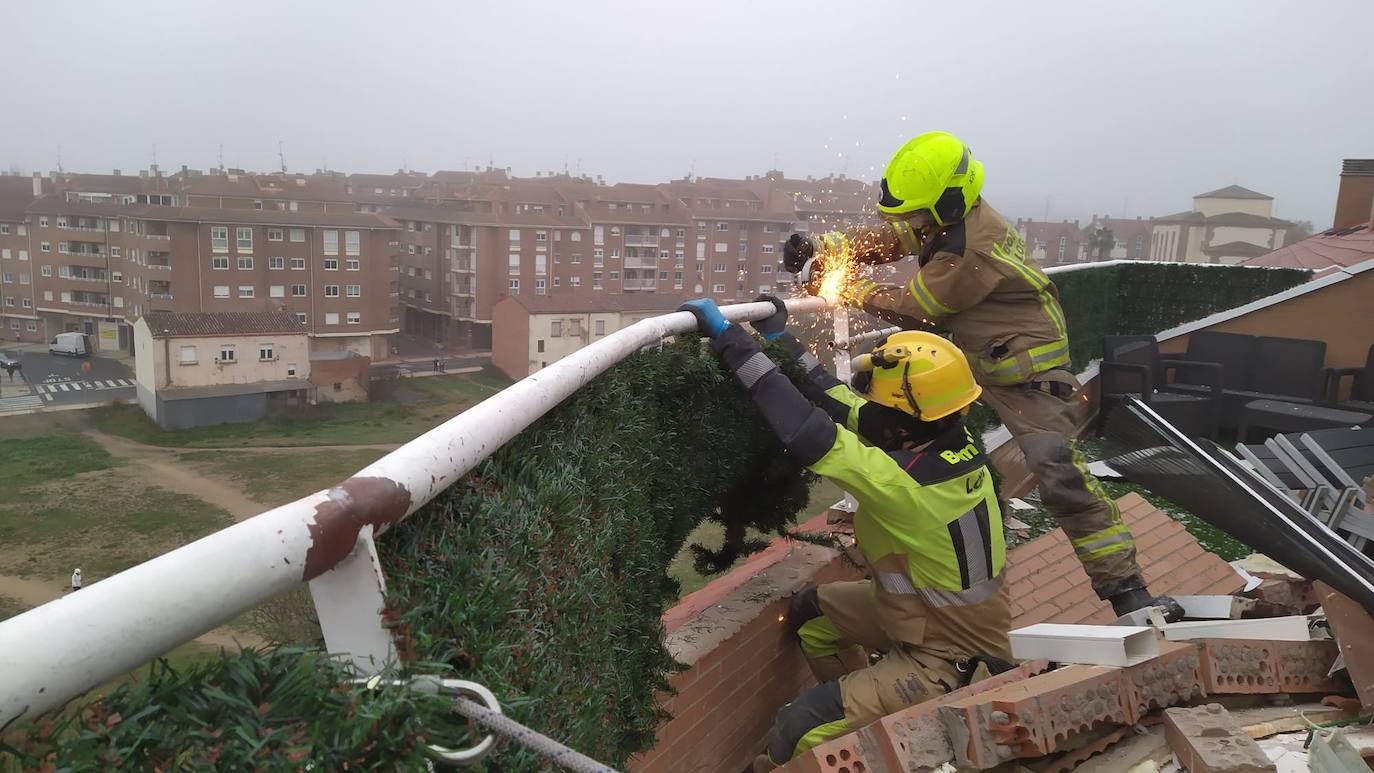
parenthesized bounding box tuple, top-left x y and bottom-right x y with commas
(677, 295, 1013, 768)
(784, 131, 1181, 622)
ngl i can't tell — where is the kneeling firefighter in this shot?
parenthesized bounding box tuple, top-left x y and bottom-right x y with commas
(678, 295, 1013, 770)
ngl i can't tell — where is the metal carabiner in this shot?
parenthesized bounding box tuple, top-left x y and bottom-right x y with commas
(359, 675, 503, 766)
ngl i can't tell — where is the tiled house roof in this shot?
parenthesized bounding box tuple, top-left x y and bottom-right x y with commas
(1006, 493, 1246, 626)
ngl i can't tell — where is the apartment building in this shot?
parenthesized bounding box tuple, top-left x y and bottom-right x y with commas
(1084, 215, 1154, 261)
(491, 293, 686, 379)
(1016, 218, 1088, 265)
(0, 176, 41, 342)
(1151, 185, 1294, 264)
(23, 195, 400, 357)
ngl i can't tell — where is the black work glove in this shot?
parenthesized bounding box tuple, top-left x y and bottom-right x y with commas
(749, 295, 788, 341)
(782, 233, 814, 274)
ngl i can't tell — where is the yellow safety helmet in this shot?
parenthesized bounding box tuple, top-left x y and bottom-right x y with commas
(877, 131, 984, 227)
(856, 331, 982, 421)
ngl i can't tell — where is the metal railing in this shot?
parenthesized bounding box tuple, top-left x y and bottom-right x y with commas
(0, 295, 827, 727)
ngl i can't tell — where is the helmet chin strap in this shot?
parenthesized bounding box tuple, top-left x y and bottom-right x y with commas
(900, 361, 921, 417)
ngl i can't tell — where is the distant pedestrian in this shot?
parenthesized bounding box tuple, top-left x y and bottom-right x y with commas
(71, 568, 82, 591)
(439, 359, 447, 374)
(433, 358, 440, 373)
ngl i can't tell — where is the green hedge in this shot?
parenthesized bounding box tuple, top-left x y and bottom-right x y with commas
(1054, 263, 1310, 368)
(4, 337, 816, 771)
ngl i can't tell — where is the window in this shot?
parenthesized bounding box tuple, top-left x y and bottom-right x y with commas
(110, 246, 122, 258)
(570, 276, 581, 287)
(41, 265, 52, 277)
(286, 363, 298, 376)
(269, 285, 285, 298)
(58, 241, 69, 254)
(553, 276, 561, 287)
(571, 319, 583, 335)
(347, 312, 360, 324)
(290, 257, 305, 270)
(0, 225, 6, 235)
(594, 319, 606, 336)
(295, 313, 306, 324)
(324, 257, 338, 270)
(592, 271, 602, 289)
(289, 228, 305, 242)
(291, 284, 306, 296)
(25, 321, 35, 332)
(611, 247, 620, 258)
(762, 244, 775, 254)
(236, 227, 253, 251)
(553, 253, 561, 264)
(760, 264, 774, 274)
(593, 248, 604, 266)
(535, 231, 547, 242)
(259, 344, 274, 361)
(39, 216, 48, 227)
(572, 253, 581, 264)
(345, 230, 360, 255)
(212, 255, 230, 270)
(238, 285, 254, 298)
(253, 199, 263, 210)
(714, 243, 727, 254)
(509, 229, 521, 242)
(593, 226, 604, 244)
(6, 319, 15, 330)
(535, 254, 546, 274)
(346, 284, 360, 297)
(551, 320, 562, 337)
(508, 278, 520, 294)
(537, 339, 545, 353)
(333, 382, 343, 392)
(2, 297, 10, 306)
(43, 290, 52, 301)
(609, 270, 619, 280)
(716, 222, 728, 231)
(346, 259, 360, 271)
(324, 285, 339, 297)
(213, 285, 229, 298)
(40, 242, 50, 253)
(659, 271, 669, 280)
(610, 226, 621, 236)
(23, 298, 32, 308)
(323, 230, 339, 255)
(17, 250, 25, 261)
(238, 255, 253, 270)
(713, 263, 726, 273)
(219, 344, 235, 362)
(712, 283, 725, 293)
(0, 249, 6, 259)
(571, 231, 582, 242)
(1057, 236, 1067, 260)
(268, 228, 284, 242)
(325, 312, 340, 325)
(509, 254, 520, 274)
(268, 256, 285, 270)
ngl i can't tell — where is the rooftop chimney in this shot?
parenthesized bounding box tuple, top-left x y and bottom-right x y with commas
(1333, 159, 1374, 229)
(31, 172, 42, 197)
(113, 169, 122, 176)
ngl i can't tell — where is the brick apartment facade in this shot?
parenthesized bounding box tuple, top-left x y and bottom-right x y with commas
(0, 165, 875, 353)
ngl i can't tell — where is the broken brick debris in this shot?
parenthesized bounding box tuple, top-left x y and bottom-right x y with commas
(1124, 640, 1205, 718)
(1315, 581, 1374, 712)
(1007, 493, 1245, 628)
(778, 660, 1052, 772)
(1163, 703, 1277, 773)
(1196, 638, 1347, 695)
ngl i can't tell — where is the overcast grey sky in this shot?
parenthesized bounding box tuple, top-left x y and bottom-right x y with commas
(3, 0, 1369, 225)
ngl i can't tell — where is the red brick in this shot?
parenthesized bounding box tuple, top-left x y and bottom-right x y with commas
(1029, 577, 1076, 606)
(1198, 639, 1281, 694)
(1123, 641, 1205, 721)
(1272, 639, 1348, 695)
(1164, 703, 1276, 772)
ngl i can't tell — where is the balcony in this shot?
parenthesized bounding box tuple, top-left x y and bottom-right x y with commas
(67, 298, 108, 308)
(623, 235, 659, 247)
(623, 257, 656, 270)
(67, 250, 106, 260)
(147, 262, 172, 271)
(144, 234, 171, 241)
(622, 280, 658, 291)
(147, 293, 173, 300)
(62, 225, 105, 233)
(67, 274, 108, 283)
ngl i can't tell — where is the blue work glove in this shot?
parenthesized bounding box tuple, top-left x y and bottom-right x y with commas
(678, 298, 730, 338)
(750, 294, 788, 341)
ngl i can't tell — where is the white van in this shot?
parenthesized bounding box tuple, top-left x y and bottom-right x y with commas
(49, 332, 90, 357)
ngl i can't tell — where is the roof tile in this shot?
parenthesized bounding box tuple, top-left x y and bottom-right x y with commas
(141, 311, 306, 338)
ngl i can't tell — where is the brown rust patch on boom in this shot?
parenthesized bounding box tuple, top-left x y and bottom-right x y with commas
(303, 477, 412, 581)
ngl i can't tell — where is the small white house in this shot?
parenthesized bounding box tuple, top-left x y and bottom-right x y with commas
(134, 311, 311, 429)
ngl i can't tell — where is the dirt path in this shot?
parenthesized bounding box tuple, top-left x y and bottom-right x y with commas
(84, 432, 264, 521)
(194, 443, 401, 453)
(0, 572, 266, 650)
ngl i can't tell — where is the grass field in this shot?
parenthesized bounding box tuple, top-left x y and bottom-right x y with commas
(0, 593, 25, 622)
(0, 434, 116, 503)
(93, 369, 511, 449)
(177, 448, 389, 508)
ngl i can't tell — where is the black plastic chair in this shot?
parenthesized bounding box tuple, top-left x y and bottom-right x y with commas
(1327, 344, 1374, 415)
(1099, 335, 1224, 439)
(1177, 330, 1256, 394)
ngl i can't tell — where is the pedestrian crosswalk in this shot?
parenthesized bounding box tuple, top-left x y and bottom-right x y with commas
(0, 394, 44, 413)
(34, 378, 134, 401)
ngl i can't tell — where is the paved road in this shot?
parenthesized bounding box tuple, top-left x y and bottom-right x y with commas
(0, 350, 135, 406)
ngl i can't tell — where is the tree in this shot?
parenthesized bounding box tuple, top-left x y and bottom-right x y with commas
(1089, 227, 1116, 261)
(1287, 219, 1314, 243)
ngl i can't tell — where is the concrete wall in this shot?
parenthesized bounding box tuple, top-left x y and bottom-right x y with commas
(1158, 269, 1374, 400)
(1193, 196, 1272, 218)
(309, 355, 370, 403)
(1211, 224, 1281, 249)
(155, 391, 268, 430)
(164, 333, 309, 388)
